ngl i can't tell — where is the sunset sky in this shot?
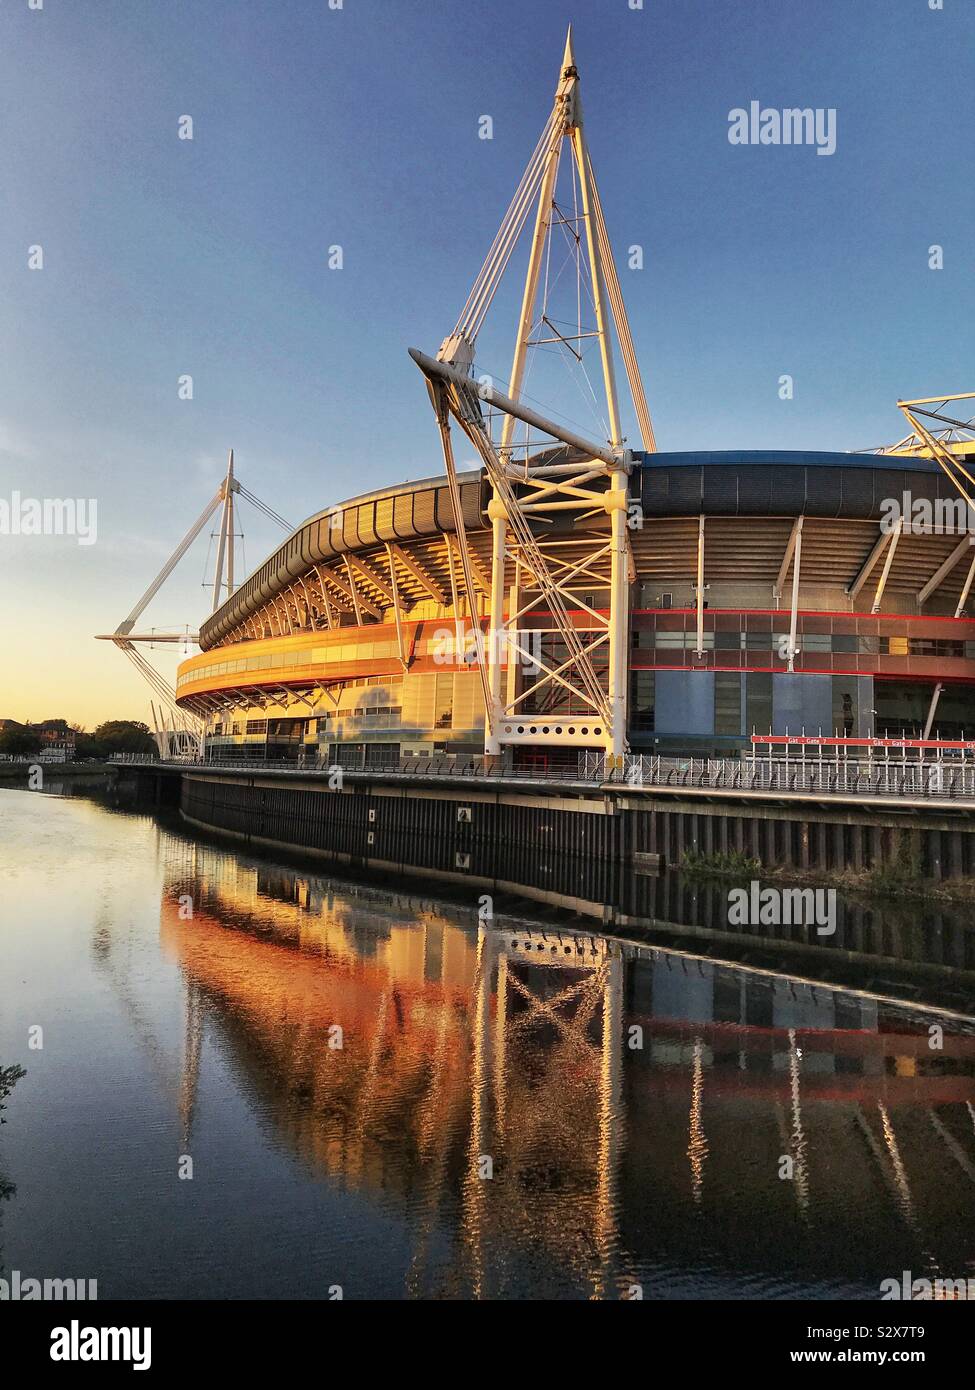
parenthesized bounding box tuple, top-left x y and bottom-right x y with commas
(1, 0, 972, 728)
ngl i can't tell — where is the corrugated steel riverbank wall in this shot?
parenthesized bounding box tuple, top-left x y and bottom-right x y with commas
(156, 765, 975, 902)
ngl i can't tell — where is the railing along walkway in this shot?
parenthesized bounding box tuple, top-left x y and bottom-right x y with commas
(111, 751, 975, 805)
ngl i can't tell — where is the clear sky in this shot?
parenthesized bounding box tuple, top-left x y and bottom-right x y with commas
(1, 0, 972, 728)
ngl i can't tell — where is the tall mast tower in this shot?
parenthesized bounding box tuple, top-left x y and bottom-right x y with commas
(411, 29, 654, 761)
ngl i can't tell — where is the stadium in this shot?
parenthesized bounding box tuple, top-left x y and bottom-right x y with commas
(173, 441, 975, 769)
(170, 37, 975, 770)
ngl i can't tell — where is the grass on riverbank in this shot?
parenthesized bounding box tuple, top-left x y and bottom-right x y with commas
(680, 833, 975, 904)
(680, 849, 762, 882)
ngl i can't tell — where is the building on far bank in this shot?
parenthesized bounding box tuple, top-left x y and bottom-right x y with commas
(0, 718, 76, 762)
(36, 720, 76, 761)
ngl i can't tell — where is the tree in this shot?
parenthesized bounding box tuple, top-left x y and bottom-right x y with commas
(74, 733, 107, 760)
(0, 728, 42, 757)
(0, 1065, 25, 1125)
(91, 720, 156, 756)
(0, 1064, 25, 1206)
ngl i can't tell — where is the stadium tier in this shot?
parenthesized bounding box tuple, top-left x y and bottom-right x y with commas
(175, 448, 975, 768)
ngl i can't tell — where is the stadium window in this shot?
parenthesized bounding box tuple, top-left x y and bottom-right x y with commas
(630, 671, 654, 731)
(909, 638, 965, 658)
(745, 673, 772, 733)
(832, 679, 856, 736)
(434, 673, 453, 729)
(714, 673, 742, 735)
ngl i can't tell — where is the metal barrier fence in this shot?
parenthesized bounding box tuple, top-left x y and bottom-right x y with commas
(111, 751, 591, 782)
(111, 749, 975, 802)
(585, 752, 975, 802)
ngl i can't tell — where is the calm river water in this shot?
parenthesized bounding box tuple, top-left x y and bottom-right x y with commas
(1, 780, 974, 1300)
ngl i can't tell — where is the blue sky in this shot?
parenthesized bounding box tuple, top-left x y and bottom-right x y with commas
(1, 0, 973, 724)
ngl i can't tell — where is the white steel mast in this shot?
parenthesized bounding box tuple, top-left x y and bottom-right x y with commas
(412, 29, 654, 761)
(95, 451, 289, 756)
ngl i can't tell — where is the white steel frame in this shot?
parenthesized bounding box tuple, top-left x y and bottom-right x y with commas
(888, 393, 975, 736)
(411, 30, 655, 759)
(95, 450, 291, 757)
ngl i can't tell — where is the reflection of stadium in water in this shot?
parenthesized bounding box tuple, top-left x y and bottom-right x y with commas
(161, 841, 975, 1299)
(619, 869, 975, 1016)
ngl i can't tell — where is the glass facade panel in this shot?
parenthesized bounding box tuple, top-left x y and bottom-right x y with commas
(832, 678, 857, 736)
(434, 673, 453, 729)
(714, 673, 742, 735)
(745, 672, 773, 733)
(630, 671, 655, 731)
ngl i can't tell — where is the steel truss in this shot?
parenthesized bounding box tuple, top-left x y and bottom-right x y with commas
(885, 393, 975, 734)
(411, 30, 655, 759)
(95, 449, 291, 756)
(882, 392, 975, 465)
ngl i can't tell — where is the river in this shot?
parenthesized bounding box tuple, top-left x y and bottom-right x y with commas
(1, 780, 974, 1300)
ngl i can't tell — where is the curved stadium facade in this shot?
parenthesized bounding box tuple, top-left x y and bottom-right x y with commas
(175, 447, 975, 768)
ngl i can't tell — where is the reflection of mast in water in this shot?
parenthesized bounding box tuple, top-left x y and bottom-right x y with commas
(461, 928, 492, 1301)
(687, 1037, 708, 1206)
(179, 983, 203, 1148)
(879, 1102, 919, 1232)
(771, 1030, 809, 1219)
(854, 1099, 940, 1282)
(928, 1110, 975, 1184)
(788, 1030, 810, 1215)
(457, 929, 627, 1300)
(596, 950, 623, 1299)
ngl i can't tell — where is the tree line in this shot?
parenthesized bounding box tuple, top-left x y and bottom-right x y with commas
(0, 720, 155, 759)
